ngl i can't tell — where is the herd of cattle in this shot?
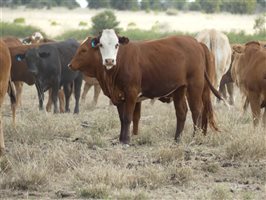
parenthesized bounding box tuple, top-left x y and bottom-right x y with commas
(0, 28, 265, 155)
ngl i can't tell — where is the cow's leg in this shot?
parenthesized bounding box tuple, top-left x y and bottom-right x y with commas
(263, 107, 266, 127)
(0, 114, 4, 155)
(93, 84, 101, 106)
(46, 89, 52, 112)
(58, 89, 65, 113)
(173, 86, 188, 142)
(14, 81, 23, 107)
(117, 93, 137, 144)
(132, 102, 141, 135)
(73, 75, 82, 114)
(51, 86, 59, 114)
(242, 97, 249, 114)
(63, 83, 72, 113)
(187, 86, 203, 136)
(226, 82, 234, 105)
(248, 91, 261, 126)
(35, 83, 44, 111)
(81, 82, 92, 102)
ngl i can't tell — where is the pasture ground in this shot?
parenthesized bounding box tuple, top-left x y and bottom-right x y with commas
(0, 84, 265, 199)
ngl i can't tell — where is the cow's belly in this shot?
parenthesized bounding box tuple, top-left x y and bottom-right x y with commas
(141, 81, 184, 99)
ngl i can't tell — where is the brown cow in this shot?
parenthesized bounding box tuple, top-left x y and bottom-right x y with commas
(0, 39, 12, 155)
(69, 29, 223, 144)
(3, 37, 24, 108)
(220, 41, 266, 126)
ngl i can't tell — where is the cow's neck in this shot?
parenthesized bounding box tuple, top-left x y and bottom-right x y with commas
(98, 65, 124, 105)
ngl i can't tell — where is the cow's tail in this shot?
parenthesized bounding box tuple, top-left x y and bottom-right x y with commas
(200, 43, 221, 133)
(8, 80, 16, 126)
(218, 55, 234, 99)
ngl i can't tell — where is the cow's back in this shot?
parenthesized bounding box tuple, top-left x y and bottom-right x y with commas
(3, 37, 22, 47)
(41, 39, 80, 85)
(117, 36, 206, 98)
(196, 29, 231, 86)
(9, 44, 37, 84)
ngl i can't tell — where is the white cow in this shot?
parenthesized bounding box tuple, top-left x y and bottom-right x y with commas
(196, 29, 233, 104)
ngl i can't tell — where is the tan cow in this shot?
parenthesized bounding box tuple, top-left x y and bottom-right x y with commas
(196, 29, 233, 104)
(81, 75, 101, 106)
(221, 41, 266, 126)
(0, 39, 12, 155)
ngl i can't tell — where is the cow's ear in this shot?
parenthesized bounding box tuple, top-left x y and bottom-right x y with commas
(232, 45, 244, 53)
(39, 52, 50, 58)
(91, 37, 99, 48)
(16, 54, 25, 61)
(118, 36, 129, 45)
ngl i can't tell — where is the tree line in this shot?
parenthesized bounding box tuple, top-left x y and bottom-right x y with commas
(1, 0, 265, 14)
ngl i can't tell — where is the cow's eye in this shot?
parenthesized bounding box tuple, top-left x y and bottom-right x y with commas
(115, 44, 119, 49)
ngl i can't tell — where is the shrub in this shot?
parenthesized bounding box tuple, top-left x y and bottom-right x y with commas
(253, 14, 266, 34)
(55, 29, 90, 41)
(165, 8, 178, 16)
(79, 21, 88, 27)
(50, 21, 58, 26)
(13, 17, 25, 24)
(0, 22, 45, 38)
(91, 10, 121, 35)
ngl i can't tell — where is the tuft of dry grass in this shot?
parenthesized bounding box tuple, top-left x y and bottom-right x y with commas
(153, 146, 184, 165)
(210, 185, 231, 200)
(79, 184, 109, 199)
(225, 129, 266, 160)
(168, 166, 193, 186)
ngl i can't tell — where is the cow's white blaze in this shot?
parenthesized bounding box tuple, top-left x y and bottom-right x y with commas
(99, 29, 119, 70)
(32, 32, 43, 40)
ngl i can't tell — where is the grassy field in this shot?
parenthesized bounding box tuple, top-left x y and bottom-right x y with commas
(0, 82, 265, 199)
(1, 7, 265, 199)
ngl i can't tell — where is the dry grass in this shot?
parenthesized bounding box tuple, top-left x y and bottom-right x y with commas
(0, 84, 265, 199)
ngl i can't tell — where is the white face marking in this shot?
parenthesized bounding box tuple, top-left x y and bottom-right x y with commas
(32, 32, 44, 41)
(99, 29, 119, 70)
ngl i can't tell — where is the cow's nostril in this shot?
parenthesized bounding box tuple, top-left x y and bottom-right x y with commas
(105, 59, 114, 65)
(112, 59, 114, 63)
(68, 63, 72, 68)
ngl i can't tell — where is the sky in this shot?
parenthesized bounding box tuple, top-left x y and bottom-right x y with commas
(75, 0, 88, 8)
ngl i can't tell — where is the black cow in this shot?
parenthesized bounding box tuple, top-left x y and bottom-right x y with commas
(16, 39, 82, 113)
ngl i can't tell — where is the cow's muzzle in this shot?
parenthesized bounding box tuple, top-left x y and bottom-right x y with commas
(28, 68, 38, 76)
(68, 63, 74, 70)
(104, 59, 115, 70)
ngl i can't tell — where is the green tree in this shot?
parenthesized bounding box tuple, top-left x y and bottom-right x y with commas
(88, 0, 110, 9)
(110, 0, 138, 10)
(150, 0, 161, 10)
(141, 0, 150, 10)
(197, 0, 220, 13)
(91, 10, 121, 35)
(220, 0, 256, 14)
(162, 0, 186, 10)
